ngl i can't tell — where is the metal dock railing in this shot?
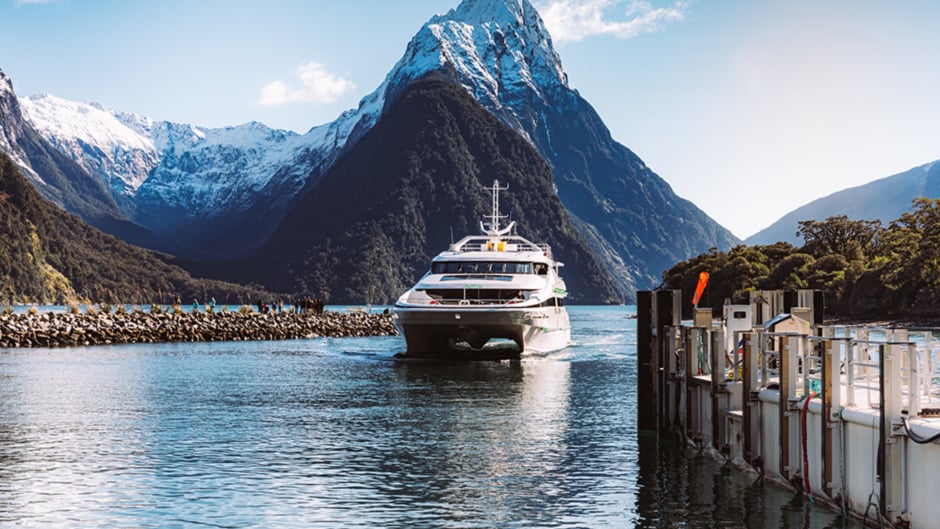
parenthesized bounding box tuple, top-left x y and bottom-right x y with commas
(638, 289, 940, 529)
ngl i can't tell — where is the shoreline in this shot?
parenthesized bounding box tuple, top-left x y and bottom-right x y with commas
(823, 316, 940, 329)
(0, 310, 397, 348)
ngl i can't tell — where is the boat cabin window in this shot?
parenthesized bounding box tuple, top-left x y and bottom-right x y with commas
(432, 261, 533, 274)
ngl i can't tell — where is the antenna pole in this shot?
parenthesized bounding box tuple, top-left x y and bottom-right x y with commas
(483, 180, 510, 235)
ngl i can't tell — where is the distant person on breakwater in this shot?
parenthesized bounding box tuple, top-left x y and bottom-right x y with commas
(293, 297, 324, 314)
(193, 299, 199, 312)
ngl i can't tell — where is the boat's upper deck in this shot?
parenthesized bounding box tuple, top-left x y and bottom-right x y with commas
(438, 235, 554, 262)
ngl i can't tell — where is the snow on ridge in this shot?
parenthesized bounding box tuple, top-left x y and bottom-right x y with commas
(22, 93, 309, 184)
(102, 104, 157, 139)
(136, 116, 327, 215)
(0, 72, 46, 184)
(22, 94, 156, 153)
(199, 121, 300, 151)
(337, 0, 568, 136)
(0, 69, 13, 95)
(432, 0, 526, 28)
(432, 0, 566, 85)
(20, 94, 158, 192)
(399, 0, 568, 113)
(314, 0, 569, 156)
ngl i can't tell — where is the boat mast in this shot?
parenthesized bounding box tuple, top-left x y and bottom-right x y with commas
(482, 180, 514, 237)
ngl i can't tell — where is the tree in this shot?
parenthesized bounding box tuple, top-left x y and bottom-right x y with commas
(877, 198, 940, 312)
(797, 216, 882, 261)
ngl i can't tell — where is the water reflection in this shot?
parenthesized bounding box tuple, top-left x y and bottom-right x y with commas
(386, 359, 574, 526)
(0, 349, 153, 526)
(634, 434, 860, 528)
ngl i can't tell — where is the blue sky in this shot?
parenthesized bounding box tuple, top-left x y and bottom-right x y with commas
(2, 0, 939, 239)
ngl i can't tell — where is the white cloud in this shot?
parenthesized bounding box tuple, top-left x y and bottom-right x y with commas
(258, 62, 356, 106)
(538, 0, 687, 43)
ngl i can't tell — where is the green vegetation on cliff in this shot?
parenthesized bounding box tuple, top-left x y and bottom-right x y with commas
(662, 198, 940, 320)
(0, 153, 272, 305)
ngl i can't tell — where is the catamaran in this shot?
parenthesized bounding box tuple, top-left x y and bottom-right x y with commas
(393, 181, 570, 356)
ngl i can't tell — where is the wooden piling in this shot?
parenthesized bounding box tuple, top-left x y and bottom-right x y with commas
(677, 327, 689, 441)
(711, 329, 724, 452)
(656, 290, 681, 435)
(685, 328, 698, 439)
(779, 335, 803, 483)
(637, 291, 657, 432)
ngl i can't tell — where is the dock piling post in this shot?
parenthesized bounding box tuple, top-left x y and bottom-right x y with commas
(779, 335, 791, 481)
(677, 327, 689, 441)
(637, 291, 657, 432)
(656, 290, 681, 435)
(779, 334, 802, 483)
(880, 343, 905, 524)
(821, 338, 842, 500)
(711, 328, 725, 453)
(664, 324, 681, 435)
(637, 290, 681, 434)
(743, 331, 760, 469)
(685, 328, 698, 439)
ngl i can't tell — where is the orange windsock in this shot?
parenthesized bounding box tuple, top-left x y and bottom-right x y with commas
(692, 271, 709, 307)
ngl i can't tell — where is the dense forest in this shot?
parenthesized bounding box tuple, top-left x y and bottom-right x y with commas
(662, 198, 940, 321)
(0, 153, 273, 305)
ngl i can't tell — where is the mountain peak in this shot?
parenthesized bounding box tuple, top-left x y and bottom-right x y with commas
(0, 68, 13, 95)
(0, 67, 41, 181)
(434, 0, 565, 90)
(384, 0, 566, 125)
(433, 0, 534, 27)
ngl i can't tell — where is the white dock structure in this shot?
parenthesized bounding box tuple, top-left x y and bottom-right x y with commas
(638, 289, 940, 528)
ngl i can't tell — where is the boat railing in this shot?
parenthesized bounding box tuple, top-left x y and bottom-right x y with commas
(670, 322, 940, 417)
(451, 235, 551, 256)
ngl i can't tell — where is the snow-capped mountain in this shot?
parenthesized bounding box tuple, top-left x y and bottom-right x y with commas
(0, 67, 142, 245)
(370, 0, 739, 290)
(351, 0, 566, 149)
(396, 0, 567, 137)
(9, 0, 739, 292)
(17, 93, 362, 257)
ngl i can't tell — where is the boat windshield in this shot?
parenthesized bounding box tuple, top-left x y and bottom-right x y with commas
(432, 261, 533, 275)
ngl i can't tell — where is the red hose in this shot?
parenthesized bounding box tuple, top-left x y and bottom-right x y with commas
(801, 390, 817, 494)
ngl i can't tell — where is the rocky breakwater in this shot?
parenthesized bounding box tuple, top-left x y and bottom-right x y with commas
(0, 310, 398, 348)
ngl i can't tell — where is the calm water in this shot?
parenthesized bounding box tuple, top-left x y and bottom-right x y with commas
(0, 306, 859, 528)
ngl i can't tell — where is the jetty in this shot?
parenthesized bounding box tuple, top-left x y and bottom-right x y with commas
(0, 309, 397, 348)
(638, 289, 940, 528)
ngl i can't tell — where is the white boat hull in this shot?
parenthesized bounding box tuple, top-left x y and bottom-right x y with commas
(393, 304, 570, 356)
